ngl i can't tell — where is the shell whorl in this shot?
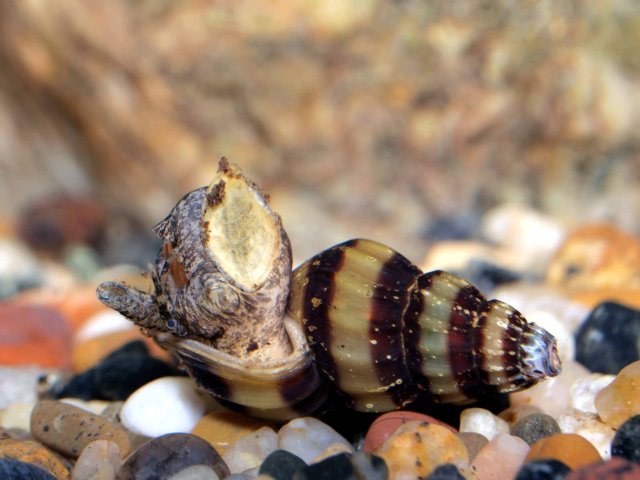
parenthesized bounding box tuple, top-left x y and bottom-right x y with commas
(287, 238, 561, 413)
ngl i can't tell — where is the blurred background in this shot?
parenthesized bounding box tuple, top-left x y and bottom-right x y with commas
(1, 0, 640, 284)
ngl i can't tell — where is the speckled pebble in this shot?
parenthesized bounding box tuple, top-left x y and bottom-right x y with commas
(515, 459, 571, 480)
(566, 456, 640, 479)
(278, 417, 353, 465)
(30, 399, 134, 459)
(71, 440, 120, 480)
(258, 450, 306, 480)
(0, 438, 70, 479)
(569, 374, 614, 414)
(594, 360, 640, 429)
(557, 409, 614, 460)
(424, 463, 466, 479)
(470, 433, 529, 480)
(222, 426, 278, 474)
(575, 302, 640, 375)
(511, 414, 561, 446)
(120, 376, 210, 438)
(459, 408, 509, 441)
(117, 433, 229, 480)
(363, 411, 456, 453)
(457, 432, 488, 461)
(525, 433, 601, 471)
(0, 458, 57, 479)
(377, 420, 468, 480)
(611, 414, 640, 464)
(292, 452, 387, 480)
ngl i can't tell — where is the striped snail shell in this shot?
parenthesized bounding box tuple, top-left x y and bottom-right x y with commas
(97, 159, 561, 421)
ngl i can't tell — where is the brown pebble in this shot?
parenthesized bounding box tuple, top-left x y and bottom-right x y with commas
(526, 433, 602, 470)
(0, 438, 70, 479)
(567, 456, 640, 479)
(363, 410, 457, 453)
(191, 410, 273, 455)
(457, 432, 489, 461)
(30, 400, 134, 459)
(595, 360, 640, 429)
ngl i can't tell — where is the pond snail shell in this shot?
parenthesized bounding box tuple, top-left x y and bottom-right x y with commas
(97, 159, 561, 421)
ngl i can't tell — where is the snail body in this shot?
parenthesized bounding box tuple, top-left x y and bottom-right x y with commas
(97, 159, 561, 420)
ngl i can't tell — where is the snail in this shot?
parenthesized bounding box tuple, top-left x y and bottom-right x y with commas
(97, 159, 561, 420)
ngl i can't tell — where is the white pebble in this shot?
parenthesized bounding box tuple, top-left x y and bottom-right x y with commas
(459, 408, 509, 441)
(120, 377, 209, 437)
(510, 360, 590, 419)
(75, 310, 134, 342)
(222, 427, 278, 474)
(557, 408, 615, 460)
(168, 465, 220, 480)
(0, 402, 35, 431)
(570, 373, 615, 414)
(278, 417, 353, 464)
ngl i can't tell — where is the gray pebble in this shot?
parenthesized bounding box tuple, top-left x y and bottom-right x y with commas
(511, 413, 561, 446)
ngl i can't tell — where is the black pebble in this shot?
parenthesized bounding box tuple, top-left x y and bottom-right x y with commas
(511, 414, 561, 446)
(55, 340, 183, 400)
(259, 450, 307, 480)
(425, 463, 465, 479)
(575, 302, 640, 374)
(292, 452, 387, 480)
(515, 459, 571, 480)
(612, 414, 640, 463)
(0, 459, 56, 480)
(117, 433, 230, 480)
(462, 259, 523, 295)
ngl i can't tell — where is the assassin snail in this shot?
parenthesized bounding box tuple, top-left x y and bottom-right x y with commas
(97, 159, 561, 420)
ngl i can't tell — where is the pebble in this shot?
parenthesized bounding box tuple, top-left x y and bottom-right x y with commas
(575, 302, 640, 374)
(569, 374, 614, 414)
(594, 360, 640, 428)
(470, 433, 529, 480)
(525, 433, 601, 470)
(0, 366, 54, 409)
(0, 438, 70, 479)
(60, 341, 181, 401)
(292, 452, 387, 480)
(312, 442, 355, 463)
(0, 238, 43, 299)
(510, 360, 590, 419)
(0, 458, 56, 480)
(363, 411, 457, 453)
(278, 417, 353, 465)
(498, 405, 544, 424)
(191, 411, 272, 455)
(377, 420, 468, 479)
(74, 310, 134, 343)
(0, 304, 72, 369)
(258, 450, 307, 480)
(566, 456, 640, 479)
(511, 414, 561, 446)
(459, 408, 509, 441)
(30, 399, 135, 459)
(71, 439, 120, 480)
(222, 426, 278, 474)
(0, 401, 36, 431)
(424, 463, 466, 480)
(120, 376, 210, 438)
(168, 464, 220, 480)
(557, 409, 614, 460)
(611, 414, 640, 464)
(117, 433, 229, 480)
(456, 432, 488, 461)
(514, 459, 571, 480)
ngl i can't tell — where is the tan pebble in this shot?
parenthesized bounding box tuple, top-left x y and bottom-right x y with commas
(71, 439, 120, 480)
(0, 438, 70, 479)
(470, 433, 529, 480)
(457, 432, 489, 461)
(30, 400, 134, 459)
(571, 288, 640, 310)
(498, 404, 543, 424)
(377, 420, 469, 480)
(312, 442, 355, 463)
(0, 402, 36, 431)
(191, 410, 274, 455)
(525, 433, 601, 470)
(594, 360, 640, 429)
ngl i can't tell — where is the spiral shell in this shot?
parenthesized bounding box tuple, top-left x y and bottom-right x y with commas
(96, 159, 561, 421)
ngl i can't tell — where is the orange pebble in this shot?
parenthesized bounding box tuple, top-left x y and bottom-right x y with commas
(191, 411, 274, 455)
(525, 433, 601, 470)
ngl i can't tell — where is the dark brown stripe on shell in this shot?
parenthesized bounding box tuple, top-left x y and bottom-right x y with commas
(302, 240, 352, 406)
(278, 360, 335, 416)
(447, 284, 499, 399)
(369, 251, 422, 406)
(404, 272, 431, 398)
